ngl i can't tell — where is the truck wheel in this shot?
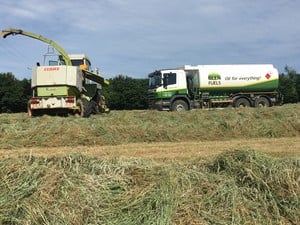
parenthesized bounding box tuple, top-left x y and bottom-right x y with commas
(234, 98, 250, 108)
(171, 100, 188, 111)
(255, 97, 270, 107)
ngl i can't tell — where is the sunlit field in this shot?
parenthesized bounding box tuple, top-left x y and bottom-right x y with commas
(0, 104, 299, 224)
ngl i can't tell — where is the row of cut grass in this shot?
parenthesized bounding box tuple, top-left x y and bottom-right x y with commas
(0, 150, 299, 225)
(0, 104, 299, 149)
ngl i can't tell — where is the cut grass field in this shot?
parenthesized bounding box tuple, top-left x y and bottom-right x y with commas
(0, 104, 299, 150)
(0, 104, 299, 224)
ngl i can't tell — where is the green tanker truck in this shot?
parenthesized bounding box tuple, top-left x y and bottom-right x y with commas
(148, 64, 281, 111)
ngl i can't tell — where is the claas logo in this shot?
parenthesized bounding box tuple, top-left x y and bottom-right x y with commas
(208, 72, 221, 80)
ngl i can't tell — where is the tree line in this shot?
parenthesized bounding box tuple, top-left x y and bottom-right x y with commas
(0, 73, 31, 113)
(0, 67, 300, 113)
(0, 73, 148, 113)
(278, 67, 300, 103)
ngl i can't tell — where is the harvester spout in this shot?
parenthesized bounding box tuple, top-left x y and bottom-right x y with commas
(1, 28, 72, 66)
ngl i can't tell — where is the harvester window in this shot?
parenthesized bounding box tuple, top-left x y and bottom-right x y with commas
(71, 59, 84, 67)
(85, 58, 91, 68)
(49, 60, 58, 66)
(71, 59, 90, 70)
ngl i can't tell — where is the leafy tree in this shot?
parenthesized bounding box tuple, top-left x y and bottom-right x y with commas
(0, 73, 30, 113)
(278, 67, 299, 103)
(20, 78, 32, 109)
(295, 73, 300, 101)
(102, 75, 148, 110)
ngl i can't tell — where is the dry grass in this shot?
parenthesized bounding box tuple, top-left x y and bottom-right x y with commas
(0, 150, 299, 225)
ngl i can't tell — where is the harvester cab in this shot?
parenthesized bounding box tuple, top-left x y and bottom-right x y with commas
(69, 54, 91, 71)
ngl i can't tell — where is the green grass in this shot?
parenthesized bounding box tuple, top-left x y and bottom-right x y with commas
(0, 104, 299, 149)
(0, 150, 299, 225)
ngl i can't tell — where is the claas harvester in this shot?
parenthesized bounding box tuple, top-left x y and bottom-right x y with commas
(1, 28, 109, 117)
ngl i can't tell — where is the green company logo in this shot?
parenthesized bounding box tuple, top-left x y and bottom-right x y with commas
(208, 72, 221, 85)
(208, 72, 221, 80)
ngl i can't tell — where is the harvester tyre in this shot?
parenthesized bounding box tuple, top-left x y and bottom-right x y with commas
(27, 101, 39, 117)
(27, 102, 33, 117)
(76, 98, 92, 117)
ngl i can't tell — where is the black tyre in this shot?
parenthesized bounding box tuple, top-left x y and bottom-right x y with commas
(234, 98, 250, 108)
(255, 97, 270, 107)
(76, 98, 92, 117)
(90, 100, 100, 114)
(171, 100, 188, 111)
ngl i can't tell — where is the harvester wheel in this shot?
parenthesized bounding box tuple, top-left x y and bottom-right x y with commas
(27, 102, 33, 117)
(76, 98, 91, 117)
(27, 101, 38, 117)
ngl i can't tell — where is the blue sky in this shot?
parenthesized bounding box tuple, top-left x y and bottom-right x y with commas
(0, 0, 300, 79)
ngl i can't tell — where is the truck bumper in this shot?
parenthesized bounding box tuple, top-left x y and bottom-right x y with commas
(151, 99, 171, 111)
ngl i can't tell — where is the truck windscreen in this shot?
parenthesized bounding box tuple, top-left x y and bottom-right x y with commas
(148, 71, 162, 89)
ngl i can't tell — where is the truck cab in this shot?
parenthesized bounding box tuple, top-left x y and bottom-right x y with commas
(148, 69, 191, 111)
